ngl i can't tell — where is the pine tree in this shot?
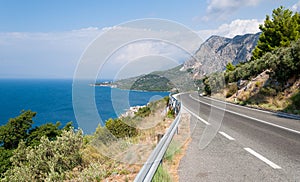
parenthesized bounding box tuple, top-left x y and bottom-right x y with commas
(252, 6, 300, 60)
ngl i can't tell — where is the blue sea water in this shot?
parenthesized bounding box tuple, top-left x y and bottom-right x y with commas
(0, 79, 169, 133)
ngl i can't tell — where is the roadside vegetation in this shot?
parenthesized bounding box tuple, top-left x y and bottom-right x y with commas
(200, 6, 300, 115)
(0, 97, 185, 181)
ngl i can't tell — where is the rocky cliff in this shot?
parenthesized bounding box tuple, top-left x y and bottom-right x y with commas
(182, 32, 260, 78)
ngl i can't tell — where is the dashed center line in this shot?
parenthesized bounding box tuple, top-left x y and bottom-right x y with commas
(219, 131, 235, 140)
(244, 148, 282, 169)
(181, 95, 284, 170)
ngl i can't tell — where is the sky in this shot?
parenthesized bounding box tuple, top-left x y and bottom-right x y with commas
(0, 0, 300, 79)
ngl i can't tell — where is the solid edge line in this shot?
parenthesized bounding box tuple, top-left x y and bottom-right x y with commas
(195, 93, 300, 120)
(182, 104, 210, 125)
(218, 131, 235, 140)
(244, 147, 282, 169)
(189, 94, 300, 135)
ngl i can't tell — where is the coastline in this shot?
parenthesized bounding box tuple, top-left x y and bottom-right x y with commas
(91, 84, 172, 93)
(120, 105, 146, 118)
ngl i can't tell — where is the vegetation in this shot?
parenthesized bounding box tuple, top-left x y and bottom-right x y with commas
(201, 73, 226, 95)
(105, 118, 138, 139)
(226, 83, 238, 98)
(135, 106, 151, 118)
(152, 165, 172, 182)
(225, 39, 300, 87)
(200, 6, 300, 114)
(226, 62, 235, 72)
(3, 130, 83, 181)
(130, 74, 175, 91)
(0, 110, 72, 175)
(0, 97, 177, 181)
(252, 6, 300, 60)
(114, 65, 196, 92)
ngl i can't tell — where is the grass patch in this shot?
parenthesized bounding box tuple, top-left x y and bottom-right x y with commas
(226, 83, 237, 98)
(152, 165, 172, 182)
(284, 91, 300, 114)
(164, 141, 181, 162)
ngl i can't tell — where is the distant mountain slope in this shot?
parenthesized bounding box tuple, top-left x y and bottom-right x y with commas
(112, 33, 260, 91)
(114, 65, 195, 92)
(182, 32, 260, 78)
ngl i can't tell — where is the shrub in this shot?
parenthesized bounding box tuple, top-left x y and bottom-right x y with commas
(260, 87, 277, 96)
(255, 81, 262, 87)
(2, 129, 83, 181)
(135, 106, 151, 118)
(166, 108, 175, 118)
(226, 84, 238, 98)
(105, 118, 138, 139)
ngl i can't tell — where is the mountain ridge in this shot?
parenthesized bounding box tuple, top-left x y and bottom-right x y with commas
(108, 33, 260, 91)
(182, 32, 260, 79)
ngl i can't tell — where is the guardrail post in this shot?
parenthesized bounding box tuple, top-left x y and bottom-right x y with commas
(157, 134, 164, 144)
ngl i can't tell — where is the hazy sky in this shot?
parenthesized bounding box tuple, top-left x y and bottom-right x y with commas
(0, 0, 299, 79)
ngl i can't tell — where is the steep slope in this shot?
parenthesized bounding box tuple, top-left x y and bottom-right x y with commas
(111, 33, 260, 91)
(182, 33, 260, 78)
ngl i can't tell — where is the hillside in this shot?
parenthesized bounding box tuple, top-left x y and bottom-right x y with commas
(113, 65, 195, 92)
(182, 33, 260, 79)
(112, 33, 260, 92)
(219, 39, 300, 115)
(205, 7, 300, 115)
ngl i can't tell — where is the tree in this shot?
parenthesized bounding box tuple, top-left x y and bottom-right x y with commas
(26, 122, 62, 147)
(3, 130, 83, 181)
(0, 111, 74, 175)
(252, 6, 300, 60)
(0, 110, 36, 150)
(226, 62, 235, 72)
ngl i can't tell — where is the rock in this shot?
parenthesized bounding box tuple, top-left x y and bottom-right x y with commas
(182, 32, 260, 78)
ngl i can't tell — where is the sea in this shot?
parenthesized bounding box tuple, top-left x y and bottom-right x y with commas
(0, 79, 169, 133)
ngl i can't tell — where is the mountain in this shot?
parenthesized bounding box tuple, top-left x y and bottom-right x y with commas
(109, 33, 260, 92)
(113, 65, 195, 92)
(182, 32, 260, 79)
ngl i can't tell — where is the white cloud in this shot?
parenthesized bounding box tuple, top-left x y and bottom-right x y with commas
(198, 19, 263, 40)
(0, 28, 103, 78)
(292, 0, 300, 12)
(0, 21, 203, 79)
(205, 0, 261, 20)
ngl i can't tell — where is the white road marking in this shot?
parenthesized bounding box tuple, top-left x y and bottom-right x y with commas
(189, 94, 300, 135)
(182, 104, 210, 125)
(244, 147, 282, 169)
(192, 93, 300, 120)
(198, 93, 273, 114)
(219, 131, 235, 140)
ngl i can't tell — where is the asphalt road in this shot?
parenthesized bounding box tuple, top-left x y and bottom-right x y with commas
(177, 92, 300, 181)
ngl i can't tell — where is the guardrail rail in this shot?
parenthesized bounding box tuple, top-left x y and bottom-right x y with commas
(134, 94, 181, 182)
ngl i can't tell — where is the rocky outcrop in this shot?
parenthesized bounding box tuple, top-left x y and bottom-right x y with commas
(182, 32, 260, 78)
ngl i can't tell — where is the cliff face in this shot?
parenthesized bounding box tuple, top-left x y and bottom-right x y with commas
(182, 32, 260, 78)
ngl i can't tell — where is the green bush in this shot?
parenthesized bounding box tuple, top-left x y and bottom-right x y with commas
(105, 118, 138, 139)
(2, 129, 83, 181)
(135, 106, 151, 118)
(226, 84, 238, 98)
(0, 111, 73, 175)
(260, 87, 277, 96)
(0, 148, 12, 176)
(167, 109, 175, 118)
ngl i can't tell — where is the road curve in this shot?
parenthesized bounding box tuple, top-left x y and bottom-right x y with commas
(178, 92, 300, 182)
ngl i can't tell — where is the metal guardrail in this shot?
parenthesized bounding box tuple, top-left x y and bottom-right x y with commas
(134, 95, 181, 182)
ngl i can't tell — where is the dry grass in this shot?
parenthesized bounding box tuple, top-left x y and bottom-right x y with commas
(70, 99, 181, 181)
(65, 97, 195, 181)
